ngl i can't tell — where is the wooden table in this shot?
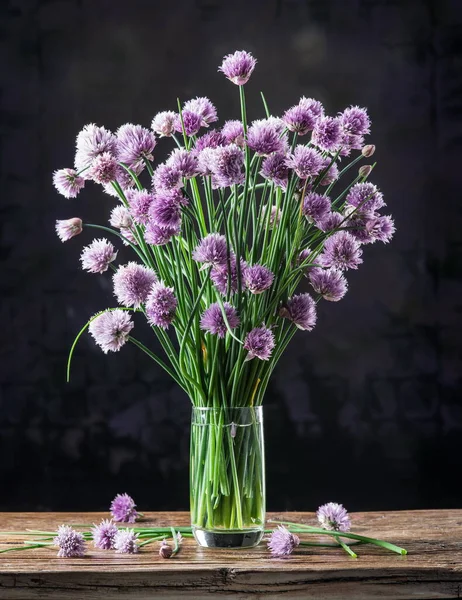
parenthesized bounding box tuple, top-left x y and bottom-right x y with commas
(0, 511, 460, 599)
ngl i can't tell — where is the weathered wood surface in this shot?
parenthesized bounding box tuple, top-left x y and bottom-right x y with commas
(0, 511, 460, 599)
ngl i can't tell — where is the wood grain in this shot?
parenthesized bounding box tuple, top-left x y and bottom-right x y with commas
(0, 511, 461, 599)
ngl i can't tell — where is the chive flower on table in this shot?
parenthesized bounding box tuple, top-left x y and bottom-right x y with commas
(114, 529, 139, 554)
(267, 525, 300, 558)
(317, 502, 352, 532)
(54, 525, 86, 558)
(92, 519, 118, 550)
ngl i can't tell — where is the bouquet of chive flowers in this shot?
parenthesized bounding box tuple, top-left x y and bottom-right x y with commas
(54, 50, 395, 548)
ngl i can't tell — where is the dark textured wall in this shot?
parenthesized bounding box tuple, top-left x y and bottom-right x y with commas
(1, 0, 461, 512)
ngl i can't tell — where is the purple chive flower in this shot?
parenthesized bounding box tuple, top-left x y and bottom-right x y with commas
(283, 104, 318, 136)
(302, 191, 331, 224)
(152, 163, 183, 192)
(113, 262, 157, 307)
(340, 106, 371, 137)
(145, 221, 179, 246)
(340, 133, 365, 157)
(92, 519, 118, 550)
(219, 50, 257, 85)
(159, 540, 173, 559)
(183, 97, 218, 127)
(317, 211, 344, 233)
(88, 151, 118, 184)
(286, 146, 324, 180)
(74, 123, 118, 174)
(346, 182, 385, 212)
(210, 143, 245, 187)
(80, 238, 117, 274)
(54, 525, 86, 558)
(210, 254, 247, 295)
(110, 205, 133, 229)
(149, 189, 185, 229)
(110, 493, 139, 523)
(374, 215, 395, 243)
(221, 120, 245, 147)
(145, 282, 177, 329)
(243, 326, 275, 361)
(175, 110, 203, 136)
(89, 310, 134, 353)
(260, 153, 289, 189)
(197, 147, 217, 176)
(311, 116, 343, 152)
(320, 231, 363, 270)
(200, 302, 239, 338)
(267, 526, 300, 558)
(53, 168, 85, 198)
(151, 110, 177, 137)
(166, 148, 199, 178)
(114, 529, 139, 554)
(362, 144, 376, 158)
(317, 502, 351, 532)
(103, 163, 143, 198)
(126, 189, 154, 225)
(195, 129, 226, 153)
(244, 264, 274, 294)
(309, 267, 348, 301)
(299, 96, 324, 119)
(55, 217, 83, 242)
(318, 158, 340, 186)
(120, 227, 138, 246)
(116, 123, 157, 168)
(247, 117, 287, 156)
(281, 293, 317, 331)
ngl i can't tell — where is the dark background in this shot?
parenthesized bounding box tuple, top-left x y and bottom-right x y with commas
(1, 0, 461, 513)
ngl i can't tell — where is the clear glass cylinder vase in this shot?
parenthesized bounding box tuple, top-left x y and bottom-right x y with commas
(190, 406, 265, 548)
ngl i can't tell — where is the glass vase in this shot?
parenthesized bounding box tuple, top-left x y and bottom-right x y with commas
(190, 406, 265, 548)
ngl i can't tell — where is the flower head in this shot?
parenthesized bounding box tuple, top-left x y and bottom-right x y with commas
(281, 293, 317, 331)
(89, 310, 134, 353)
(149, 189, 185, 229)
(197, 147, 217, 176)
(210, 143, 245, 187)
(54, 525, 86, 558)
(195, 130, 226, 153)
(113, 262, 157, 307)
(243, 326, 275, 360)
(53, 168, 85, 198)
(210, 254, 247, 295)
(320, 231, 363, 270)
(340, 106, 371, 137)
(110, 493, 139, 523)
(200, 302, 239, 338)
(221, 120, 245, 147)
(166, 149, 199, 178)
(318, 158, 339, 186)
(183, 97, 218, 127)
(146, 282, 177, 329)
(159, 540, 173, 558)
(346, 182, 385, 212)
(88, 152, 118, 184)
(55, 217, 83, 242)
(145, 221, 179, 246)
(110, 205, 133, 229)
(114, 529, 139, 554)
(286, 146, 324, 180)
(92, 519, 118, 550)
(311, 116, 343, 152)
(152, 163, 183, 192)
(192, 233, 229, 269)
(219, 50, 257, 85)
(80, 238, 117, 274)
(116, 123, 156, 168)
(302, 191, 331, 224)
(126, 189, 154, 225)
(260, 153, 289, 189)
(374, 215, 395, 243)
(175, 111, 202, 137)
(74, 124, 118, 174)
(317, 211, 343, 233)
(317, 502, 351, 532)
(151, 111, 177, 137)
(267, 526, 300, 558)
(247, 117, 287, 156)
(283, 99, 322, 135)
(362, 144, 376, 158)
(309, 267, 348, 301)
(244, 264, 274, 294)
